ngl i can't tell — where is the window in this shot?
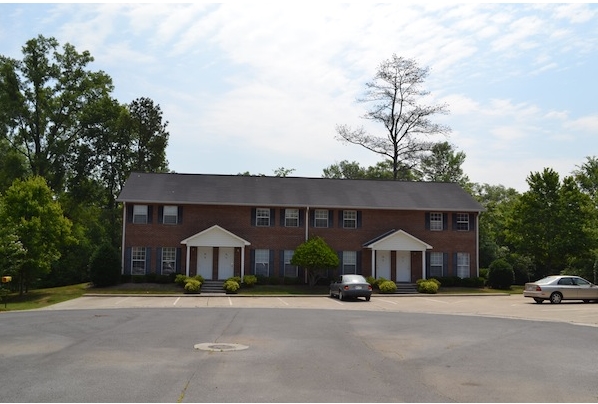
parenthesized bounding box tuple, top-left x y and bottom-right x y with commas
(255, 249, 270, 277)
(430, 212, 443, 231)
(342, 251, 357, 274)
(343, 210, 357, 229)
(456, 253, 470, 278)
(456, 213, 469, 231)
(133, 205, 148, 224)
(314, 209, 329, 228)
(162, 247, 176, 275)
(285, 209, 299, 227)
(163, 206, 178, 224)
(284, 250, 298, 277)
(429, 252, 443, 278)
(131, 247, 146, 275)
(256, 208, 270, 227)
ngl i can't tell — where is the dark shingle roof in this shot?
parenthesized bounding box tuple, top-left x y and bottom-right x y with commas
(116, 172, 484, 212)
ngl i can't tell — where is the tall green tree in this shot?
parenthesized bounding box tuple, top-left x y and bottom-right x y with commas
(506, 169, 596, 279)
(418, 141, 470, 188)
(291, 237, 339, 287)
(0, 176, 74, 294)
(322, 160, 404, 180)
(335, 54, 450, 180)
(0, 35, 114, 193)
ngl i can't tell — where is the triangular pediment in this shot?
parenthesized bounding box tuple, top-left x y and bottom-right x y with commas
(181, 225, 251, 247)
(364, 229, 432, 251)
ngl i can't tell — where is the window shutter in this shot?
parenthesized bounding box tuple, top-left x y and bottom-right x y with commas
(443, 253, 449, 277)
(309, 209, 315, 227)
(146, 247, 152, 274)
(156, 248, 162, 274)
(251, 208, 256, 226)
(250, 249, 255, 275)
(338, 210, 343, 228)
(178, 206, 183, 224)
(279, 250, 285, 278)
(442, 213, 448, 231)
(176, 248, 182, 272)
(127, 205, 134, 223)
(425, 252, 431, 275)
(147, 206, 153, 224)
(469, 213, 475, 232)
(299, 210, 304, 227)
(280, 209, 285, 227)
(270, 209, 276, 227)
(124, 247, 132, 275)
(338, 251, 343, 273)
(158, 206, 164, 224)
(357, 211, 362, 228)
(425, 213, 430, 230)
(356, 251, 362, 274)
(453, 253, 458, 277)
(269, 250, 275, 276)
(452, 213, 457, 231)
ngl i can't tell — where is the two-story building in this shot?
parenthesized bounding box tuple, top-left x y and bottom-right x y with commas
(116, 172, 484, 283)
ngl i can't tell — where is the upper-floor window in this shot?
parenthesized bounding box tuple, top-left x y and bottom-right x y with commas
(285, 209, 299, 227)
(162, 247, 176, 275)
(456, 213, 469, 231)
(430, 212, 443, 231)
(256, 208, 271, 226)
(133, 205, 148, 224)
(314, 209, 329, 228)
(163, 206, 178, 224)
(343, 210, 357, 229)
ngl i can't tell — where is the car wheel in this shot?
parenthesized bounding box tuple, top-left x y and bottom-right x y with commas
(338, 290, 344, 301)
(549, 292, 563, 304)
(329, 290, 334, 298)
(533, 298, 543, 304)
(365, 296, 371, 302)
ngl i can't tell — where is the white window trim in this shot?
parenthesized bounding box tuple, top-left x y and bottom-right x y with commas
(131, 247, 146, 275)
(456, 213, 469, 231)
(256, 208, 270, 227)
(314, 209, 328, 228)
(457, 253, 470, 278)
(343, 210, 357, 229)
(429, 252, 443, 278)
(285, 209, 299, 227)
(255, 249, 270, 277)
(162, 247, 176, 275)
(430, 212, 443, 231)
(163, 206, 178, 225)
(342, 251, 357, 274)
(133, 205, 148, 224)
(283, 250, 298, 277)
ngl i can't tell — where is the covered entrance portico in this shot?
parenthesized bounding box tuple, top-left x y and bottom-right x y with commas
(181, 225, 250, 280)
(364, 229, 432, 282)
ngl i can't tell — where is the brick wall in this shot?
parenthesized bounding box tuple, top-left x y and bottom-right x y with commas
(123, 203, 479, 280)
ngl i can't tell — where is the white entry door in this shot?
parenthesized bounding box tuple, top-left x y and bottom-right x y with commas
(396, 251, 411, 282)
(218, 247, 235, 280)
(197, 247, 213, 280)
(376, 250, 391, 280)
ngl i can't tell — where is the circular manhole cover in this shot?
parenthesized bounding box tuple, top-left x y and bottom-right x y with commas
(194, 343, 249, 352)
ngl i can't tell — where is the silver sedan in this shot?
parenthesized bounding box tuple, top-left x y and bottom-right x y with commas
(330, 274, 373, 301)
(523, 275, 598, 304)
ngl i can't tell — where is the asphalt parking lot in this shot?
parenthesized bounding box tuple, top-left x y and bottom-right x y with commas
(43, 293, 598, 327)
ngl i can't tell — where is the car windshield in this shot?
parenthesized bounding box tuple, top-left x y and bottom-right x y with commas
(343, 275, 367, 283)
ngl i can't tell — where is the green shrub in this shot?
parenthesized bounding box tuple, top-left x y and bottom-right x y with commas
(488, 259, 514, 289)
(372, 277, 388, 289)
(461, 277, 485, 288)
(223, 279, 240, 293)
(175, 274, 188, 286)
(131, 275, 146, 283)
(365, 276, 375, 286)
(89, 243, 121, 287)
(184, 279, 201, 293)
(379, 280, 397, 293)
(479, 268, 489, 279)
(417, 280, 439, 294)
(243, 275, 258, 287)
(193, 274, 205, 284)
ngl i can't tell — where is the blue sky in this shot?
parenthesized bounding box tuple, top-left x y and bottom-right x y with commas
(1, 3, 597, 192)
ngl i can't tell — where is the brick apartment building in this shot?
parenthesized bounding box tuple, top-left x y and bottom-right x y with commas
(116, 172, 484, 283)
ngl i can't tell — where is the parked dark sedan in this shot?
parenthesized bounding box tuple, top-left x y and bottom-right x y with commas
(330, 274, 372, 301)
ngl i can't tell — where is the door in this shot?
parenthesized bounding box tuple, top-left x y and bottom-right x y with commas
(197, 247, 213, 280)
(396, 251, 411, 282)
(376, 251, 391, 280)
(218, 247, 235, 280)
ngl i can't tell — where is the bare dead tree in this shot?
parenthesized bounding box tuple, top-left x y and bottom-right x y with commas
(336, 54, 451, 180)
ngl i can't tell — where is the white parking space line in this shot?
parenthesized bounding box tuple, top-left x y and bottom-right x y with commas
(277, 297, 289, 306)
(416, 297, 449, 304)
(228, 296, 233, 306)
(173, 297, 180, 306)
(114, 297, 130, 306)
(376, 298, 398, 305)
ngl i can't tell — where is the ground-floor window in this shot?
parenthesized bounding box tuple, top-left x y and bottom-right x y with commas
(283, 250, 298, 277)
(162, 247, 176, 275)
(342, 251, 357, 274)
(457, 252, 470, 278)
(255, 249, 270, 277)
(132, 247, 146, 275)
(429, 252, 443, 278)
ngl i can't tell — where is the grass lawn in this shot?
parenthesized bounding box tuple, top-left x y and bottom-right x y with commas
(0, 282, 523, 312)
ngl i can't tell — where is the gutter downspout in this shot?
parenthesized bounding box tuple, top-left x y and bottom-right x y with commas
(305, 206, 309, 241)
(121, 202, 126, 275)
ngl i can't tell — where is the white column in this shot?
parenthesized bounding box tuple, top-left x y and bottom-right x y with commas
(241, 246, 245, 280)
(185, 245, 190, 277)
(422, 250, 427, 280)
